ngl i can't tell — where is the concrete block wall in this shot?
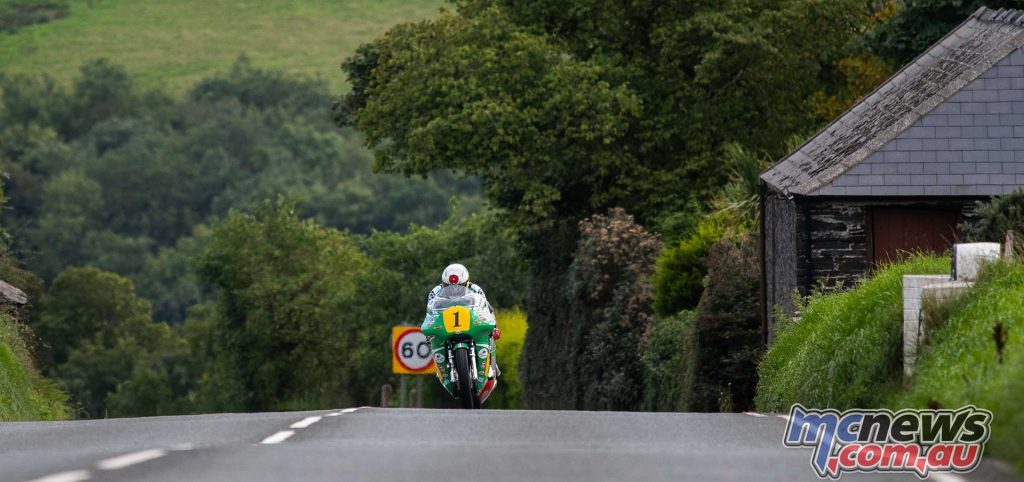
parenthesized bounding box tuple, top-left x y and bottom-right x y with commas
(902, 275, 950, 378)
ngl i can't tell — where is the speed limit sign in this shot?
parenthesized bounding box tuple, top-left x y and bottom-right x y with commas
(391, 326, 435, 374)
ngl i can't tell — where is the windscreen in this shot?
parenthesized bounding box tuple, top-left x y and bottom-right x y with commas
(428, 285, 485, 312)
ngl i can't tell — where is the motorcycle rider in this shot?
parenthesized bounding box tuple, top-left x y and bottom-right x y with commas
(425, 263, 500, 377)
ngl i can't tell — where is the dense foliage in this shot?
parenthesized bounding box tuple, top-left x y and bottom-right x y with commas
(340, 0, 889, 408)
(519, 209, 659, 409)
(0, 58, 481, 324)
(961, 188, 1024, 253)
(685, 235, 762, 412)
(196, 200, 367, 411)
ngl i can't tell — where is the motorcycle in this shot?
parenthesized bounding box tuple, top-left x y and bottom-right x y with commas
(421, 284, 498, 409)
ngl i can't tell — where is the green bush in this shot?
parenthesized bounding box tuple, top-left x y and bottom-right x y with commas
(484, 309, 527, 409)
(756, 255, 949, 411)
(641, 311, 693, 412)
(961, 188, 1024, 253)
(893, 260, 1024, 472)
(686, 235, 762, 412)
(652, 219, 724, 317)
(0, 0, 68, 33)
(570, 209, 661, 411)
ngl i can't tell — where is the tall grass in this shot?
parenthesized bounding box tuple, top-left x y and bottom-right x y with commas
(893, 260, 1024, 472)
(756, 255, 949, 411)
(0, 312, 69, 421)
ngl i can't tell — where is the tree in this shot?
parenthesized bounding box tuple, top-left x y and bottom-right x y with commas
(196, 199, 367, 411)
(35, 267, 151, 367)
(864, 0, 1024, 68)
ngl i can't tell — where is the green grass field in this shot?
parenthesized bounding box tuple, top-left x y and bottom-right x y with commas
(0, 0, 444, 94)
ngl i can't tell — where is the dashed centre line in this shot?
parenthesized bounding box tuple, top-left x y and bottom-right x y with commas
(25, 470, 91, 482)
(261, 408, 360, 444)
(97, 448, 168, 470)
(290, 416, 322, 429)
(260, 430, 295, 444)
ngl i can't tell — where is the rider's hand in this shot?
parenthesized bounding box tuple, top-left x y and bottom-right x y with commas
(493, 328, 501, 340)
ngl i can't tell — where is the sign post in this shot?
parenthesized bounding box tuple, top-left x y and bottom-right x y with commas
(391, 326, 435, 407)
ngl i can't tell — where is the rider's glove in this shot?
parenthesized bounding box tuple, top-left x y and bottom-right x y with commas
(493, 327, 501, 340)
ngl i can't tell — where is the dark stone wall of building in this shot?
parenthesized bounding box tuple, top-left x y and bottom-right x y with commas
(796, 203, 869, 295)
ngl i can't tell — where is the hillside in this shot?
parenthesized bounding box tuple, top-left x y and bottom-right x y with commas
(0, 0, 444, 94)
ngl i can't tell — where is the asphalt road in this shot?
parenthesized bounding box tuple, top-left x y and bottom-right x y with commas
(1, 408, 1020, 482)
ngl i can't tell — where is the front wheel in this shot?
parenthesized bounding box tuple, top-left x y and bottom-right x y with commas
(453, 347, 478, 409)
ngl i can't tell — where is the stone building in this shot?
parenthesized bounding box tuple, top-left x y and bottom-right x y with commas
(759, 7, 1024, 342)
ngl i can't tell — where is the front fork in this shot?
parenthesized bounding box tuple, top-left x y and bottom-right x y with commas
(448, 340, 478, 389)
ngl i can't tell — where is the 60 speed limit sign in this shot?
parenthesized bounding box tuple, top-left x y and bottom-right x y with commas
(391, 326, 435, 374)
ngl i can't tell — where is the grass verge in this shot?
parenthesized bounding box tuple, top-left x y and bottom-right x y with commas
(0, 311, 69, 420)
(755, 255, 949, 411)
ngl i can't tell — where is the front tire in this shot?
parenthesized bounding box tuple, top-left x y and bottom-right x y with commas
(453, 347, 478, 409)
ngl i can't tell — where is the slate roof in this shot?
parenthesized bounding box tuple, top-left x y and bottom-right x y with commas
(762, 6, 1024, 196)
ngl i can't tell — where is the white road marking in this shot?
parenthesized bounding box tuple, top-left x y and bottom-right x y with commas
(929, 473, 969, 482)
(327, 407, 360, 416)
(290, 416, 322, 429)
(260, 430, 295, 444)
(97, 449, 167, 470)
(25, 470, 91, 482)
(776, 414, 790, 423)
(743, 412, 766, 417)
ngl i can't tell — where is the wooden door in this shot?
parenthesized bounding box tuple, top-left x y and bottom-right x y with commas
(871, 207, 960, 266)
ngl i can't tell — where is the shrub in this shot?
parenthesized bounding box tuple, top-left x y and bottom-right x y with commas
(484, 308, 527, 409)
(893, 260, 1024, 471)
(641, 311, 693, 412)
(0, 0, 68, 33)
(652, 219, 724, 317)
(569, 208, 661, 410)
(686, 234, 762, 412)
(961, 188, 1024, 254)
(756, 255, 949, 411)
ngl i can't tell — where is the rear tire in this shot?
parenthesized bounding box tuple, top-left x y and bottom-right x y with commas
(454, 347, 478, 409)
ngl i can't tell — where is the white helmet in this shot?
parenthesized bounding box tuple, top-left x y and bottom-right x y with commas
(442, 263, 469, 286)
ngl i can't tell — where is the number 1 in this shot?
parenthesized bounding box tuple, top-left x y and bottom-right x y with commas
(453, 311, 460, 327)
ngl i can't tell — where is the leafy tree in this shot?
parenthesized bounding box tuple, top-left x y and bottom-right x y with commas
(864, 0, 1024, 68)
(34, 267, 152, 367)
(34, 266, 193, 417)
(196, 199, 367, 411)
